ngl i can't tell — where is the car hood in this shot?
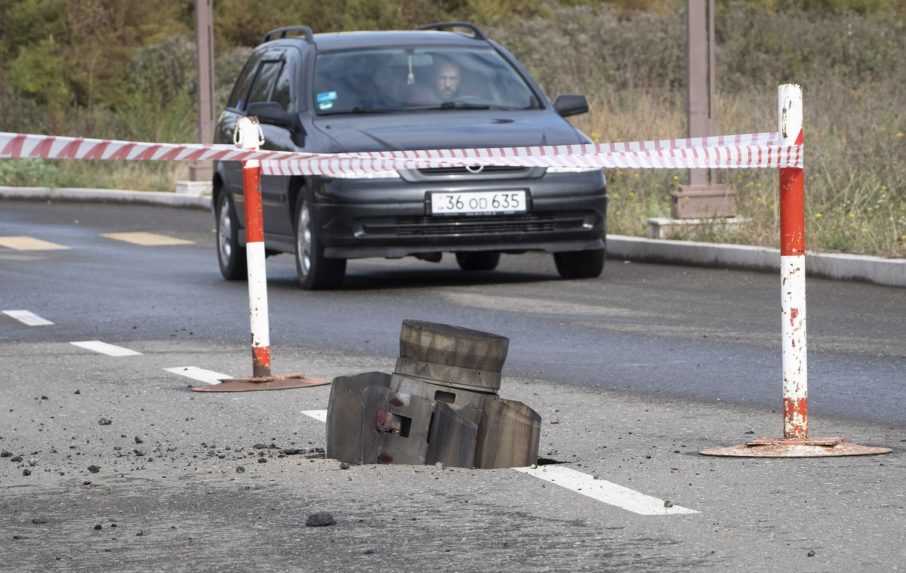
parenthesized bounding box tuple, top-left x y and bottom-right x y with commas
(311, 111, 585, 153)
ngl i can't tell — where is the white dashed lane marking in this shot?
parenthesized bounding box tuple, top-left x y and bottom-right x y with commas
(102, 232, 194, 246)
(70, 340, 142, 357)
(514, 465, 698, 516)
(164, 366, 230, 385)
(0, 236, 69, 251)
(299, 408, 698, 516)
(3, 310, 54, 326)
(302, 410, 328, 422)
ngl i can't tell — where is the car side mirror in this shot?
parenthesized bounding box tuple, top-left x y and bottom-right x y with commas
(246, 102, 302, 132)
(553, 95, 589, 118)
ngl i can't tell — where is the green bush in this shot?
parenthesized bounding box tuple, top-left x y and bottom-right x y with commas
(0, 0, 903, 255)
(493, 3, 906, 256)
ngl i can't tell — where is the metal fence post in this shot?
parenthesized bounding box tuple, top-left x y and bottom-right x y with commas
(191, 116, 331, 392)
(235, 117, 272, 378)
(700, 85, 889, 457)
(778, 84, 808, 439)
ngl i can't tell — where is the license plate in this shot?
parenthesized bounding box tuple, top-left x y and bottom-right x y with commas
(430, 191, 528, 216)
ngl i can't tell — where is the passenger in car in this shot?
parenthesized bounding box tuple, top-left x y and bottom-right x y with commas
(372, 62, 406, 109)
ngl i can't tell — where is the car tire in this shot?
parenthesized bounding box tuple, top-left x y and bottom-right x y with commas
(216, 191, 247, 281)
(295, 196, 346, 290)
(455, 251, 501, 272)
(553, 249, 605, 279)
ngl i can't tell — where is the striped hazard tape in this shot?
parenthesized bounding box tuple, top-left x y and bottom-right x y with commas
(0, 130, 802, 178)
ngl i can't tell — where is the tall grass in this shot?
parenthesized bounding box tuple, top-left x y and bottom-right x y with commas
(1, 2, 903, 256)
(492, 2, 906, 257)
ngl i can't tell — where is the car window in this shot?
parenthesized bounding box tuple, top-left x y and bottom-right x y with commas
(313, 47, 540, 116)
(271, 62, 292, 110)
(226, 53, 262, 110)
(247, 60, 282, 106)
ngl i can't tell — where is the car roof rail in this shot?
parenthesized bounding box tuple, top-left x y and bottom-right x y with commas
(263, 25, 315, 44)
(416, 21, 487, 41)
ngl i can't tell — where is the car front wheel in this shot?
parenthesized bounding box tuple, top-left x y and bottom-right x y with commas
(216, 191, 247, 281)
(553, 249, 605, 279)
(295, 198, 346, 290)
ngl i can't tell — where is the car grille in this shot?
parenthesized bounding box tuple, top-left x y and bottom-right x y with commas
(360, 212, 592, 238)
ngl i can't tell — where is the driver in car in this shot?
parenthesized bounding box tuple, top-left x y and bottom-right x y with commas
(405, 57, 464, 105)
(433, 60, 462, 100)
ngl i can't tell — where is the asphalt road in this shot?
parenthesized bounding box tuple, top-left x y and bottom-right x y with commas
(1, 200, 904, 572)
(2, 200, 904, 424)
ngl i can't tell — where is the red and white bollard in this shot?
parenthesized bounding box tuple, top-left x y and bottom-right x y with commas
(192, 117, 329, 392)
(701, 84, 888, 457)
(778, 84, 808, 440)
(235, 118, 272, 378)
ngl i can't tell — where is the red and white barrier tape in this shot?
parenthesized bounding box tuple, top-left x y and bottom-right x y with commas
(0, 132, 312, 163)
(0, 130, 803, 178)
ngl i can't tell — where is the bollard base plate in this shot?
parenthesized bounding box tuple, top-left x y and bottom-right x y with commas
(700, 436, 891, 458)
(191, 373, 331, 393)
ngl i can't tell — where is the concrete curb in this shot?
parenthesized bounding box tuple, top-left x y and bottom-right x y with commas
(0, 186, 211, 210)
(2, 186, 902, 288)
(607, 235, 905, 288)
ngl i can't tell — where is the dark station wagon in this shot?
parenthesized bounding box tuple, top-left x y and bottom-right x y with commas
(214, 22, 607, 289)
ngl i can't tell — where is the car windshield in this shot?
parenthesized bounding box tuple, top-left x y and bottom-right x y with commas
(313, 47, 540, 116)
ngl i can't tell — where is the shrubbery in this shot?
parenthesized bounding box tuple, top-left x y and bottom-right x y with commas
(493, 2, 906, 256)
(0, 0, 903, 254)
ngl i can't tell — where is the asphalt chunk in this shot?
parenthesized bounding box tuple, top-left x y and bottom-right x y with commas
(87, 465, 101, 473)
(305, 512, 336, 527)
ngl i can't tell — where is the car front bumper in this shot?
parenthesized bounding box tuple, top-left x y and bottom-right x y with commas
(312, 170, 607, 259)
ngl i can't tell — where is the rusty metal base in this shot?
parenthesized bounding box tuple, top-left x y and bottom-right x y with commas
(191, 373, 331, 393)
(701, 436, 891, 458)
